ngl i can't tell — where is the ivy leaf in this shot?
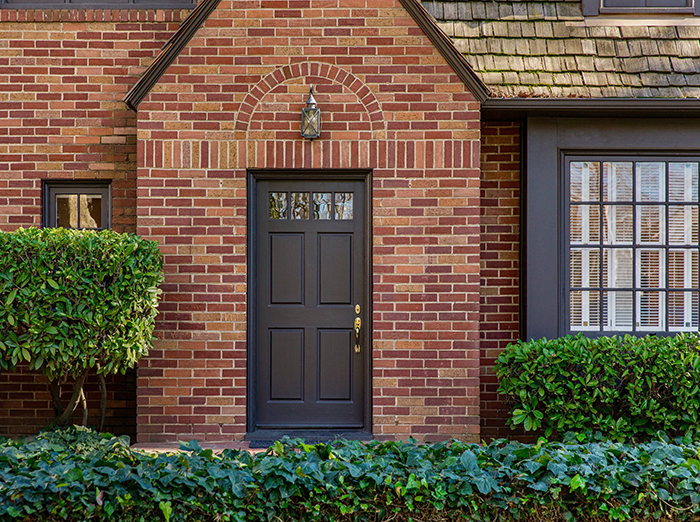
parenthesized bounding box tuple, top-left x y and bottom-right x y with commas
(460, 450, 478, 472)
(569, 474, 586, 491)
(158, 501, 172, 522)
(475, 475, 496, 495)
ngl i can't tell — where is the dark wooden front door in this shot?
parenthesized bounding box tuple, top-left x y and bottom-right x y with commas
(251, 175, 368, 432)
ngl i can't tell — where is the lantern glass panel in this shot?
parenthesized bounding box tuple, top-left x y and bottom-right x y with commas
(301, 108, 320, 138)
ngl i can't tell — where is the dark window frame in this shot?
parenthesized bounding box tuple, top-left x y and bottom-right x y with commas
(524, 117, 700, 340)
(42, 180, 112, 230)
(583, 0, 698, 15)
(564, 155, 699, 333)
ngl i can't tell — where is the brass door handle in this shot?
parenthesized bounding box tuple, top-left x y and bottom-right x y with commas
(354, 317, 361, 353)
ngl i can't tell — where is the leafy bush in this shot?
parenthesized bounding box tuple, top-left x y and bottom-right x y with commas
(32, 425, 126, 455)
(0, 228, 163, 427)
(496, 334, 700, 440)
(4, 429, 700, 521)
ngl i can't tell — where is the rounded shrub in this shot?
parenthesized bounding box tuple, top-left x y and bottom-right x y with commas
(0, 227, 163, 427)
(496, 333, 700, 440)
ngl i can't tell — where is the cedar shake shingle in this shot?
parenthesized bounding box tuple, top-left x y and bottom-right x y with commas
(425, 0, 700, 98)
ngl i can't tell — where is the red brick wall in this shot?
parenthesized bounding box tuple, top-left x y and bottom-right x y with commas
(0, 7, 189, 437)
(135, 0, 483, 443)
(0, 367, 136, 438)
(479, 121, 525, 441)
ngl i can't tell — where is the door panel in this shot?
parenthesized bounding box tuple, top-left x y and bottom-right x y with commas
(319, 234, 352, 305)
(318, 329, 353, 400)
(270, 234, 304, 304)
(254, 178, 366, 429)
(269, 329, 304, 400)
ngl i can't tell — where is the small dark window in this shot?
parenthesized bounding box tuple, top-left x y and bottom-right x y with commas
(43, 181, 111, 229)
(583, 0, 696, 15)
(605, 0, 687, 6)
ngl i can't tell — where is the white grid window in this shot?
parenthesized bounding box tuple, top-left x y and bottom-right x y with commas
(569, 159, 699, 333)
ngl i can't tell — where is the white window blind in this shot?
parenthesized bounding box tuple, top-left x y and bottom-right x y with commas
(569, 159, 699, 333)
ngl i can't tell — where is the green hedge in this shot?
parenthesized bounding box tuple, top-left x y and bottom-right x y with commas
(3, 427, 700, 521)
(0, 228, 163, 379)
(496, 334, 700, 440)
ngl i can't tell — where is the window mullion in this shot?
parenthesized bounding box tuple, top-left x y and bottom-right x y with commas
(685, 249, 693, 328)
(634, 169, 639, 330)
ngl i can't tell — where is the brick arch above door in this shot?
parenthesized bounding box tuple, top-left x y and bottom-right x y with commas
(234, 62, 386, 139)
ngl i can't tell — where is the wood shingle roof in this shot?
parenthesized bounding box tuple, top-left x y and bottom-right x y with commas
(425, 0, 700, 98)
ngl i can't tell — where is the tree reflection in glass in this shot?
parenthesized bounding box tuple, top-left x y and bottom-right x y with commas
(313, 193, 332, 220)
(334, 193, 353, 220)
(56, 195, 78, 228)
(269, 192, 288, 219)
(80, 195, 101, 228)
(291, 193, 309, 220)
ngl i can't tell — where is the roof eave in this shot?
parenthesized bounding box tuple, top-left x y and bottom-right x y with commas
(482, 97, 700, 120)
(124, 0, 223, 111)
(398, 0, 491, 103)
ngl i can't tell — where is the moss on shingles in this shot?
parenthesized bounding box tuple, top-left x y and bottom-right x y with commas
(426, 0, 700, 98)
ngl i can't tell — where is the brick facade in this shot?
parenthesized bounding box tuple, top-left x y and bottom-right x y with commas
(1, 0, 693, 445)
(479, 121, 524, 441)
(0, 0, 533, 444)
(0, 8, 188, 437)
(134, 0, 483, 443)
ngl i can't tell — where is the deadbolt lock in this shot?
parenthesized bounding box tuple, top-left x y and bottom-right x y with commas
(355, 304, 361, 314)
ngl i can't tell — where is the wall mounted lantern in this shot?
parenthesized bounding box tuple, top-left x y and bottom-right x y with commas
(300, 85, 321, 139)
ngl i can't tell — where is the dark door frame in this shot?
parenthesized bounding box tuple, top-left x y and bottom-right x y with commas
(246, 169, 373, 442)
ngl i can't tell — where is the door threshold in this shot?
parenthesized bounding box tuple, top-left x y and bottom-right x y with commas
(246, 429, 372, 447)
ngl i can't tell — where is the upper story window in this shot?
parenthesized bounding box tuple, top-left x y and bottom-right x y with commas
(0, 0, 194, 8)
(583, 0, 698, 15)
(43, 182, 111, 230)
(567, 158, 699, 333)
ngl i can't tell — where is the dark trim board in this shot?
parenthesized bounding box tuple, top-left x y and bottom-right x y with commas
(582, 0, 698, 17)
(518, 119, 527, 342)
(246, 169, 373, 442)
(247, 430, 373, 445)
(123, 0, 221, 111)
(483, 98, 700, 121)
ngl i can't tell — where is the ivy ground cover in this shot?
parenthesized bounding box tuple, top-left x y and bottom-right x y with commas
(2, 428, 700, 521)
